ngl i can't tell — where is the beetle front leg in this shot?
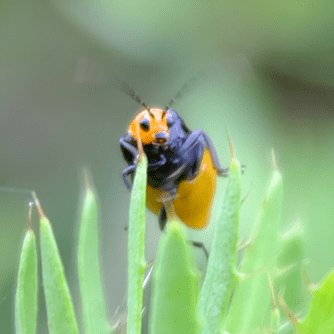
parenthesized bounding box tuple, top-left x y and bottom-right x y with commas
(120, 137, 139, 162)
(123, 158, 167, 190)
(122, 164, 137, 190)
(120, 136, 140, 189)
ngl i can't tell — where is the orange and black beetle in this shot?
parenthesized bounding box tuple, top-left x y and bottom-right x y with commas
(120, 98, 228, 231)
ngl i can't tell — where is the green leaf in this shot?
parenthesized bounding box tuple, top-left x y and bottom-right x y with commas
(78, 175, 112, 334)
(198, 156, 241, 334)
(296, 268, 334, 334)
(34, 195, 79, 334)
(277, 221, 306, 311)
(150, 220, 200, 334)
(127, 154, 148, 334)
(271, 222, 306, 334)
(15, 228, 37, 334)
(224, 157, 283, 332)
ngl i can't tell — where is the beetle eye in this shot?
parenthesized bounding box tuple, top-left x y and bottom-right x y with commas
(140, 118, 150, 131)
(166, 116, 174, 127)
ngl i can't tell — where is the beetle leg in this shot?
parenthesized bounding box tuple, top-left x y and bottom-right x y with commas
(191, 241, 209, 259)
(120, 137, 138, 162)
(122, 164, 137, 190)
(180, 130, 229, 177)
(164, 163, 188, 183)
(148, 154, 167, 171)
(201, 131, 229, 176)
(158, 207, 209, 259)
(120, 137, 140, 189)
(158, 206, 167, 231)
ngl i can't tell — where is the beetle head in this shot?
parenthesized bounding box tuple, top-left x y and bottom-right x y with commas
(128, 108, 170, 147)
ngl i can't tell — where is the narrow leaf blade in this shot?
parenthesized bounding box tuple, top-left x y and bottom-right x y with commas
(224, 164, 283, 332)
(277, 222, 306, 312)
(78, 178, 111, 333)
(35, 196, 79, 334)
(127, 154, 148, 334)
(15, 229, 38, 334)
(150, 220, 200, 334)
(198, 156, 241, 334)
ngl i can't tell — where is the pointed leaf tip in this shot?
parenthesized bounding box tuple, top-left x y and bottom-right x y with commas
(227, 130, 235, 160)
(83, 168, 91, 190)
(27, 202, 34, 231)
(271, 148, 279, 172)
(31, 191, 45, 218)
(136, 119, 144, 159)
(281, 219, 304, 240)
(164, 200, 178, 222)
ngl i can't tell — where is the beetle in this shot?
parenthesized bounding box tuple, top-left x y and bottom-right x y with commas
(120, 86, 228, 232)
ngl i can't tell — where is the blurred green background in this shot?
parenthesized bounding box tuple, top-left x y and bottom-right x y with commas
(1, 0, 334, 332)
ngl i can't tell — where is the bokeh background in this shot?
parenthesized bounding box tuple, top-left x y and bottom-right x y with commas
(1, 0, 334, 332)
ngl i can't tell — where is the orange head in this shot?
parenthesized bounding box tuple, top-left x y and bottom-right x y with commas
(128, 108, 170, 146)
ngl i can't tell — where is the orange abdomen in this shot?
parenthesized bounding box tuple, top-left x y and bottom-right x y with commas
(146, 149, 217, 229)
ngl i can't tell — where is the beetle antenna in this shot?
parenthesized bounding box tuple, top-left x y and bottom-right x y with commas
(165, 75, 198, 111)
(110, 76, 151, 114)
(129, 90, 151, 114)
